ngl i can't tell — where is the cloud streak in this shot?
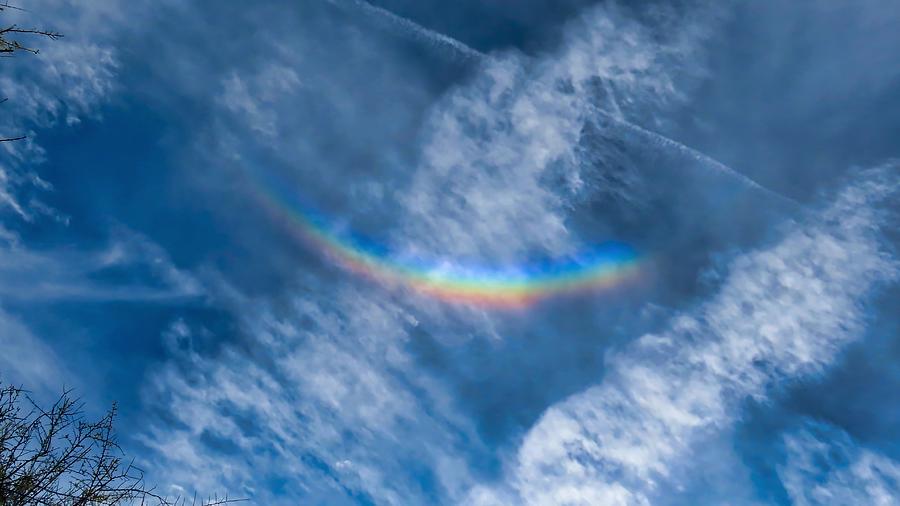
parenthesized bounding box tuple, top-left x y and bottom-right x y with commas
(138, 284, 483, 504)
(0, 230, 203, 303)
(589, 108, 800, 209)
(397, 2, 721, 264)
(468, 166, 898, 505)
(327, 0, 485, 61)
(0, 0, 120, 220)
(779, 421, 900, 506)
(126, 3, 900, 504)
(5, 1, 897, 505)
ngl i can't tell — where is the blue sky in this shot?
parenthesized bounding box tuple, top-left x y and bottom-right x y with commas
(1, 1, 899, 504)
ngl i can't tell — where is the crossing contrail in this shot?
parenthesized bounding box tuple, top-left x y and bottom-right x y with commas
(330, 1, 799, 208)
(589, 106, 801, 209)
(328, 0, 484, 61)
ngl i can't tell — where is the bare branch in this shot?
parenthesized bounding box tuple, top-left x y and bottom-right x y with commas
(1, 384, 246, 505)
(1, 4, 62, 142)
(0, 25, 62, 54)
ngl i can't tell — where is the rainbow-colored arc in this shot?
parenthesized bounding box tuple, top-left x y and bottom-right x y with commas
(249, 169, 643, 308)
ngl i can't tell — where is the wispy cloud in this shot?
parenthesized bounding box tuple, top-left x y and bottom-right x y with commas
(138, 284, 482, 504)
(397, 2, 721, 263)
(0, 0, 119, 219)
(0, 229, 202, 303)
(130, 3, 897, 504)
(779, 421, 900, 506)
(4, 1, 897, 505)
(466, 167, 897, 505)
(327, 0, 484, 61)
(0, 308, 65, 393)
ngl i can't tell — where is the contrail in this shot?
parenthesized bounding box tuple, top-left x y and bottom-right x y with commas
(329, 1, 799, 208)
(328, 0, 484, 61)
(589, 106, 801, 209)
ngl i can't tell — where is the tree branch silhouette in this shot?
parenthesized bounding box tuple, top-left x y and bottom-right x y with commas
(1, 2, 62, 143)
(0, 384, 245, 505)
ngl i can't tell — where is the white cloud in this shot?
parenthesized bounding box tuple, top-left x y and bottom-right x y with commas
(0, 308, 65, 393)
(133, 4, 821, 503)
(0, 1, 120, 220)
(0, 228, 203, 302)
(779, 421, 900, 506)
(218, 66, 302, 138)
(118, 2, 899, 504)
(0, 228, 192, 410)
(398, 3, 718, 263)
(139, 284, 482, 504)
(465, 167, 898, 505)
(207, 1, 723, 268)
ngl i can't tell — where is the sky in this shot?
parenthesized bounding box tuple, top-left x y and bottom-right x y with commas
(1, 1, 899, 504)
